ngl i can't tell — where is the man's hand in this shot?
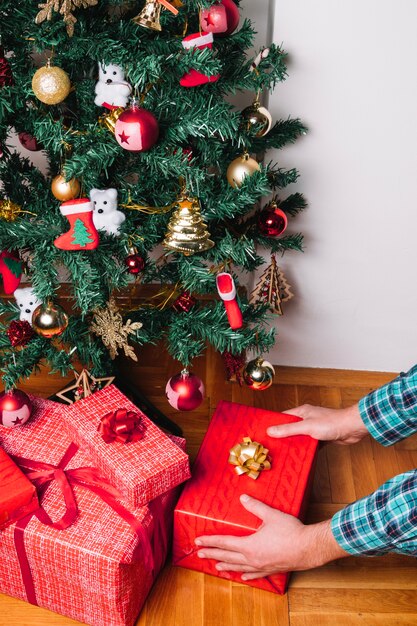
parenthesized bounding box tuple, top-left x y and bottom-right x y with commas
(267, 403, 369, 445)
(195, 495, 348, 580)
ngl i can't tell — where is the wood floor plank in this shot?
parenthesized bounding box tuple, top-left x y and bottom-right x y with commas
(319, 386, 343, 409)
(326, 444, 356, 503)
(288, 589, 417, 613)
(290, 613, 417, 626)
(350, 436, 379, 499)
(310, 445, 332, 503)
(203, 574, 232, 626)
(290, 565, 417, 589)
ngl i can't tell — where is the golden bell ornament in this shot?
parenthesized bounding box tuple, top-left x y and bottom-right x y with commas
(163, 197, 214, 256)
(132, 0, 162, 31)
(32, 301, 69, 338)
(98, 107, 124, 134)
(32, 60, 71, 105)
(241, 98, 273, 137)
(243, 357, 275, 391)
(227, 152, 260, 188)
(51, 174, 81, 202)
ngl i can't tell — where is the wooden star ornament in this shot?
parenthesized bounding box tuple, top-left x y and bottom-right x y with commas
(55, 368, 115, 404)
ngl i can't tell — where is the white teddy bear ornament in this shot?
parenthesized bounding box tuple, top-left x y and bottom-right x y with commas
(14, 287, 42, 323)
(94, 63, 132, 109)
(90, 188, 126, 236)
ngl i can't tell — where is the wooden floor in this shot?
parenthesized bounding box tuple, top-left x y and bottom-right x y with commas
(2, 347, 417, 626)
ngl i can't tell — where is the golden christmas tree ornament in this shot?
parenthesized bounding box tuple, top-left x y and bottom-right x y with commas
(36, 0, 99, 37)
(90, 297, 143, 361)
(32, 59, 71, 105)
(249, 254, 293, 315)
(227, 152, 260, 188)
(51, 173, 81, 201)
(243, 357, 275, 391)
(241, 95, 273, 137)
(32, 301, 69, 338)
(163, 196, 214, 256)
(98, 107, 124, 134)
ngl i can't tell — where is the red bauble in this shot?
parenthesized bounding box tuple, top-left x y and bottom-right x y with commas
(124, 252, 145, 275)
(0, 47, 13, 87)
(200, 3, 228, 33)
(0, 389, 32, 428)
(258, 206, 288, 237)
(7, 320, 35, 347)
(218, 0, 240, 36)
(18, 132, 41, 152)
(165, 371, 205, 411)
(114, 104, 159, 152)
(172, 290, 196, 313)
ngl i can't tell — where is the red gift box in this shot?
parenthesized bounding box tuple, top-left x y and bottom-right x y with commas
(0, 447, 39, 530)
(173, 400, 318, 594)
(62, 385, 190, 508)
(0, 397, 182, 626)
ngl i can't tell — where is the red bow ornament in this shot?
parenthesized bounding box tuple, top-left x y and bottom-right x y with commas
(98, 408, 146, 444)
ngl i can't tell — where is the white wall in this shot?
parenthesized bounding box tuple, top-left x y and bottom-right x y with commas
(263, 0, 417, 372)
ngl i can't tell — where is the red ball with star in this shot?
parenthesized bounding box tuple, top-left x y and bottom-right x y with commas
(165, 371, 204, 411)
(258, 205, 288, 237)
(200, 0, 240, 36)
(114, 104, 159, 152)
(0, 389, 32, 428)
(18, 132, 42, 152)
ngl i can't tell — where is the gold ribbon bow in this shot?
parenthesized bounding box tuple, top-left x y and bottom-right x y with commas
(228, 437, 271, 480)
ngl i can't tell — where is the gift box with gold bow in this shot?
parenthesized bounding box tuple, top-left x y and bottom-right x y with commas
(0, 396, 184, 626)
(62, 384, 190, 508)
(173, 400, 318, 594)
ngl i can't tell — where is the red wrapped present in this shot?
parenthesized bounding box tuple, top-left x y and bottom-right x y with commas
(0, 447, 39, 530)
(62, 384, 190, 508)
(0, 397, 183, 626)
(173, 400, 318, 594)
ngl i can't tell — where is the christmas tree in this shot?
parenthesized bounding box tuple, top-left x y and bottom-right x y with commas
(0, 0, 306, 392)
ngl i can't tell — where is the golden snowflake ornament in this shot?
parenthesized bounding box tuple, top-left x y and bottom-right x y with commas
(36, 0, 99, 37)
(90, 298, 142, 361)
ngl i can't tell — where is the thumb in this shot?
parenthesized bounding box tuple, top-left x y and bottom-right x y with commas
(240, 494, 275, 522)
(267, 421, 310, 438)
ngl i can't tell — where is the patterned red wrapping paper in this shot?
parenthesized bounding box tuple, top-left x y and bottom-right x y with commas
(62, 385, 190, 508)
(0, 397, 184, 626)
(0, 447, 39, 530)
(173, 400, 318, 594)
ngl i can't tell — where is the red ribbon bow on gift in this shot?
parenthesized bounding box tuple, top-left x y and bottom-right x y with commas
(98, 408, 146, 444)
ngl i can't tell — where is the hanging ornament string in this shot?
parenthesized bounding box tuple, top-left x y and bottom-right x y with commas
(120, 191, 176, 215)
(0, 200, 36, 222)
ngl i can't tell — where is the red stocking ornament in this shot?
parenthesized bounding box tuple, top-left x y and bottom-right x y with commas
(180, 32, 220, 88)
(54, 198, 99, 251)
(0, 251, 22, 294)
(216, 272, 243, 329)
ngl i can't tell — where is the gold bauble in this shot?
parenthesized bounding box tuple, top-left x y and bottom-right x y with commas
(32, 301, 69, 338)
(243, 357, 275, 391)
(32, 62, 71, 105)
(0, 199, 22, 222)
(227, 153, 261, 188)
(241, 101, 273, 137)
(51, 174, 81, 201)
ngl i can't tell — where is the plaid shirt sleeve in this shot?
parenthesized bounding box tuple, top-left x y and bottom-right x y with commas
(358, 364, 417, 446)
(331, 469, 417, 555)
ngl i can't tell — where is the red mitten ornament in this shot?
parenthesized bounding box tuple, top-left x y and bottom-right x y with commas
(54, 198, 99, 251)
(180, 32, 220, 88)
(216, 272, 243, 330)
(0, 252, 22, 294)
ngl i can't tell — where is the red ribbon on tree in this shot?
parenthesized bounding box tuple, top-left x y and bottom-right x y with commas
(98, 408, 146, 444)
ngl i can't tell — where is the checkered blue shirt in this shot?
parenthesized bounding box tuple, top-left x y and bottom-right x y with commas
(331, 364, 417, 556)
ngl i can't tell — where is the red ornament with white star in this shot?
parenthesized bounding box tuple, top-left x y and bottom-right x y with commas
(165, 370, 204, 411)
(0, 389, 32, 427)
(114, 102, 159, 152)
